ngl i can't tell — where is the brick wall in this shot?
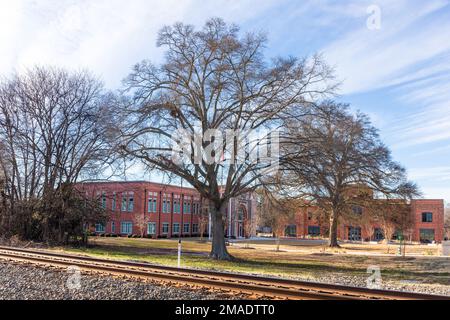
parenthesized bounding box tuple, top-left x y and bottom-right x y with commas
(289, 199, 445, 243)
(78, 181, 255, 239)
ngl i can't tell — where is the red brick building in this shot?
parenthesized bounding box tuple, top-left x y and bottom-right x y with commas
(287, 199, 445, 243)
(78, 181, 257, 239)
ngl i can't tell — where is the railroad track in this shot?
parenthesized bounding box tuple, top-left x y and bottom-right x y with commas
(0, 245, 447, 300)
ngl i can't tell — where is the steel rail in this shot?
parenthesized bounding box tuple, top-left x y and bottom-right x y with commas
(0, 246, 447, 300)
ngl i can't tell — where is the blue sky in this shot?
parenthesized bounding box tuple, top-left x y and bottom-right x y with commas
(1, 0, 449, 202)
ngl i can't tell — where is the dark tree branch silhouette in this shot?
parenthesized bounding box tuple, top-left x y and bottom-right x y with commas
(117, 18, 335, 260)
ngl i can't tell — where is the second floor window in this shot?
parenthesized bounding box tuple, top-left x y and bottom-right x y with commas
(422, 212, 433, 223)
(101, 193, 107, 209)
(121, 194, 127, 212)
(128, 193, 134, 212)
(112, 193, 116, 211)
(193, 203, 199, 215)
(183, 202, 191, 214)
(174, 201, 181, 214)
(121, 192, 134, 212)
(148, 198, 157, 213)
(163, 200, 171, 213)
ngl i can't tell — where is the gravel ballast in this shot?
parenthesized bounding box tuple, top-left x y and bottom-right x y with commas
(0, 260, 237, 300)
(0, 259, 448, 300)
(305, 273, 450, 297)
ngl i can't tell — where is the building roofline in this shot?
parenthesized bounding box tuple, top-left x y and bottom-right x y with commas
(78, 179, 198, 191)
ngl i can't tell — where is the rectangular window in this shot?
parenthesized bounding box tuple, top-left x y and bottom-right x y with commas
(422, 212, 433, 223)
(162, 198, 172, 213)
(162, 223, 169, 234)
(112, 193, 116, 211)
(128, 192, 134, 212)
(183, 223, 190, 234)
(420, 229, 435, 243)
(148, 196, 157, 213)
(184, 202, 191, 214)
(120, 221, 133, 235)
(173, 223, 180, 234)
(101, 192, 107, 209)
(147, 223, 156, 235)
(308, 226, 320, 236)
(174, 201, 180, 214)
(348, 227, 362, 241)
(285, 225, 297, 237)
(95, 223, 105, 233)
(192, 224, 199, 233)
(111, 221, 116, 234)
(374, 228, 384, 241)
(193, 203, 199, 215)
(121, 193, 127, 212)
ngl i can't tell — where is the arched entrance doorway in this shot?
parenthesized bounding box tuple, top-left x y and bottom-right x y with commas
(237, 205, 248, 239)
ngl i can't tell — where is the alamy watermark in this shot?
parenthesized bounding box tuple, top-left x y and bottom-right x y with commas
(367, 4, 382, 30)
(366, 265, 382, 289)
(171, 124, 280, 175)
(66, 266, 82, 290)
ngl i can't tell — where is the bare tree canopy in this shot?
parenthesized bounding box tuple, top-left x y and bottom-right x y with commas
(118, 18, 335, 260)
(0, 67, 111, 243)
(281, 101, 420, 247)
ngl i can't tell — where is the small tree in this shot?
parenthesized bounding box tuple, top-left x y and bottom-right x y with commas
(243, 212, 258, 248)
(361, 214, 376, 242)
(135, 214, 150, 238)
(257, 188, 297, 251)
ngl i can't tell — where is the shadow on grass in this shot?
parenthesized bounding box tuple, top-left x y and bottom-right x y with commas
(72, 243, 450, 286)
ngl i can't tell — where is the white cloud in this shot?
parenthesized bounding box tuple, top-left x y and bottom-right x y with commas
(323, 0, 450, 94)
(320, 0, 450, 150)
(0, 0, 280, 88)
(2, 0, 450, 201)
(408, 167, 450, 201)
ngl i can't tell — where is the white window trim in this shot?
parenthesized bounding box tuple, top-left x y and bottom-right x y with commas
(147, 222, 156, 235)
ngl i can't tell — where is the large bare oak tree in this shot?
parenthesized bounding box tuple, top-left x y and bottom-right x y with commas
(118, 18, 335, 260)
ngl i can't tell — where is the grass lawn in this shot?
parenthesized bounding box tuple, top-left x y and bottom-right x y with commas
(54, 237, 450, 287)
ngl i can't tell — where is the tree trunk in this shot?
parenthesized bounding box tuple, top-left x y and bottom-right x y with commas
(210, 206, 232, 260)
(329, 210, 340, 248)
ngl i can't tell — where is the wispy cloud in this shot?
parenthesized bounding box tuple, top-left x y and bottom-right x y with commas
(1, 0, 450, 201)
(323, 0, 450, 94)
(320, 0, 450, 151)
(0, 0, 281, 87)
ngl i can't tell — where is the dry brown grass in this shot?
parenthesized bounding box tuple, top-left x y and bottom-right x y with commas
(54, 237, 450, 287)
